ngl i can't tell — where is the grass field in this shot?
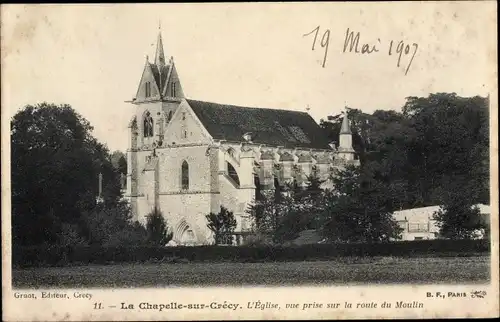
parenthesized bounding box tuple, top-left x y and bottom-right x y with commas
(12, 256, 490, 288)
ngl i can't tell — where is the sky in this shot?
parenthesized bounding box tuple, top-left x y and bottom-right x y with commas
(2, 3, 496, 152)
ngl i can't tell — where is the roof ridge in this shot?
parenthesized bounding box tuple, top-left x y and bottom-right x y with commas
(185, 98, 310, 115)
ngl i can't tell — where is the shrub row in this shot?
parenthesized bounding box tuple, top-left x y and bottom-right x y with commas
(13, 239, 490, 268)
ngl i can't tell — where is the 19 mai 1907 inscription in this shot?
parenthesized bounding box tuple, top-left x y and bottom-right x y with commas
(303, 26, 418, 75)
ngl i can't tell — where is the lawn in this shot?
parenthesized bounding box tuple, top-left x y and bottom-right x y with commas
(12, 256, 490, 288)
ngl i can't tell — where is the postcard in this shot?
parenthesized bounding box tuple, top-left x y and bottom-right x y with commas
(1, 2, 498, 320)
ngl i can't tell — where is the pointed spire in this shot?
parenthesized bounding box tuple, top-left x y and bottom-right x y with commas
(154, 21, 166, 67)
(340, 106, 352, 134)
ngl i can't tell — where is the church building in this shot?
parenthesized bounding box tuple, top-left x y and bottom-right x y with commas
(125, 29, 359, 245)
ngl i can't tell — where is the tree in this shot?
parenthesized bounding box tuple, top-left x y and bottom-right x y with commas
(272, 175, 327, 243)
(320, 94, 489, 209)
(104, 221, 149, 247)
(79, 200, 147, 247)
(246, 189, 275, 234)
(59, 223, 87, 247)
(80, 202, 116, 245)
(111, 150, 127, 174)
(402, 93, 489, 205)
(432, 178, 485, 240)
(206, 206, 237, 245)
(320, 165, 403, 243)
(433, 202, 483, 240)
(302, 174, 326, 229)
(245, 178, 293, 244)
(145, 207, 173, 246)
(246, 174, 328, 245)
(11, 103, 123, 246)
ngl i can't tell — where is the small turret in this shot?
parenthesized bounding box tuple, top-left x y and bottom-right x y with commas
(96, 173, 104, 204)
(338, 107, 355, 161)
(340, 110, 352, 135)
(154, 22, 166, 68)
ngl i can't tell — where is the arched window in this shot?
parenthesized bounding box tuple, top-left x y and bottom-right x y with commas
(172, 82, 177, 97)
(181, 161, 189, 190)
(143, 111, 154, 137)
(227, 162, 240, 186)
(145, 82, 151, 98)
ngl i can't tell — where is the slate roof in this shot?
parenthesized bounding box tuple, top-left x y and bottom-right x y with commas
(187, 99, 332, 150)
(279, 152, 295, 162)
(149, 63, 170, 93)
(260, 151, 275, 160)
(315, 154, 332, 164)
(298, 154, 313, 162)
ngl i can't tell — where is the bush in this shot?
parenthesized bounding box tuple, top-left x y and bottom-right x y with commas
(206, 206, 237, 245)
(242, 233, 274, 247)
(80, 201, 144, 246)
(60, 223, 87, 247)
(103, 222, 148, 247)
(12, 239, 490, 268)
(145, 207, 173, 246)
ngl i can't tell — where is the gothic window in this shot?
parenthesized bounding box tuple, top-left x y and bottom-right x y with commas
(182, 129, 188, 139)
(143, 111, 154, 137)
(172, 82, 176, 97)
(145, 82, 151, 98)
(181, 160, 189, 190)
(227, 162, 240, 186)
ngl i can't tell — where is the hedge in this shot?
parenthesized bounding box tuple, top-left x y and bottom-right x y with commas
(12, 239, 490, 268)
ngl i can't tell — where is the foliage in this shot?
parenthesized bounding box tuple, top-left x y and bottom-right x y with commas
(320, 93, 489, 209)
(246, 175, 327, 245)
(110, 150, 127, 174)
(104, 221, 149, 247)
(242, 233, 274, 247)
(247, 166, 402, 245)
(12, 239, 490, 268)
(145, 208, 173, 246)
(246, 181, 290, 244)
(206, 206, 237, 245)
(320, 165, 403, 243)
(80, 201, 148, 247)
(60, 223, 87, 247)
(11, 103, 123, 246)
(11, 93, 489, 250)
(432, 185, 485, 239)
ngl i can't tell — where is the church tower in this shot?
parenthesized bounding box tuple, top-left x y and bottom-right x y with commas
(125, 25, 185, 220)
(337, 108, 356, 161)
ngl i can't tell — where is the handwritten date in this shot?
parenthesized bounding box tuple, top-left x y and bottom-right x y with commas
(303, 26, 418, 76)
